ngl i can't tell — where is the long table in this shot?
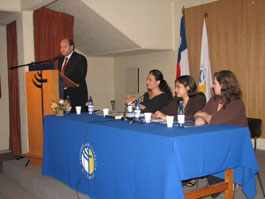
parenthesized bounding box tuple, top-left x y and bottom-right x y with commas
(42, 114, 258, 199)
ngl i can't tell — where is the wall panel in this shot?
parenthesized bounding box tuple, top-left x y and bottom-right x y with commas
(185, 0, 265, 137)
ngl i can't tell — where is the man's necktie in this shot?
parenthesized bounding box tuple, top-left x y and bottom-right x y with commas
(61, 57, 68, 74)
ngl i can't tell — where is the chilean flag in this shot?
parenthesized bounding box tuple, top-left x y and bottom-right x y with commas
(177, 16, 190, 78)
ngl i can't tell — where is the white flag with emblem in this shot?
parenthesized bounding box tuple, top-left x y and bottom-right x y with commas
(199, 19, 212, 102)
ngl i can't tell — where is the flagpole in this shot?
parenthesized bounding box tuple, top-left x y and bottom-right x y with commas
(182, 7, 186, 27)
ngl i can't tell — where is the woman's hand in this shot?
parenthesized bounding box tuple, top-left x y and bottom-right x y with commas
(125, 95, 136, 104)
(153, 111, 166, 120)
(195, 111, 212, 124)
(194, 111, 204, 118)
(195, 117, 206, 126)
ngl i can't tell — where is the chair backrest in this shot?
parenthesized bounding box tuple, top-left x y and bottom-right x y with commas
(248, 118, 262, 138)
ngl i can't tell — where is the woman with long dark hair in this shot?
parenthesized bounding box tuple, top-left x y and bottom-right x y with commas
(153, 75, 206, 121)
(125, 69, 173, 113)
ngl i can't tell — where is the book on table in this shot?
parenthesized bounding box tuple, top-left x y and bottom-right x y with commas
(105, 112, 124, 119)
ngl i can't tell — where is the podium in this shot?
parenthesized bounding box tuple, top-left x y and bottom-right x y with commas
(25, 68, 59, 167)
(60, 73, 79, 88)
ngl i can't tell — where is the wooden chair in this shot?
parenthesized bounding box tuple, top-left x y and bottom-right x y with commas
(248, 118, 265, 197)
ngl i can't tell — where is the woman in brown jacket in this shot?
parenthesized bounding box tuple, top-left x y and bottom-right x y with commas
(195, 70, 248, 198)
(153, 75, 206, 121)
(195, 70, 247, 126)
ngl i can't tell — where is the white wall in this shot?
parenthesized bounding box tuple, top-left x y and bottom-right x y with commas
(85, 56, 115, 110)
(16, 11, 35, 153)
(82, 0, 174, 50)
(0, 0, 21, 12)
(0, 25, 10, 151)
(114, 51, 177, 112)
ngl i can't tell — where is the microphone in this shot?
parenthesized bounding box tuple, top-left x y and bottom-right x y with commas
(122, 94, 144, 120)
(50, 54, 63, 62)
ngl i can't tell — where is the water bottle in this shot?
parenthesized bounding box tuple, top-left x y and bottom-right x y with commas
(177, 100, 185, 127)
(134, 98, 141, 120)
(65, 96, 71, 114)
(88, 96, 94, 114)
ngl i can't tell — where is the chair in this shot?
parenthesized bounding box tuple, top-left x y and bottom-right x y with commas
(248, 118, 265, 197)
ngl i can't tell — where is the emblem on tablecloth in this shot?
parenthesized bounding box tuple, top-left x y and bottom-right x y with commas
(80, 143, 97, 179)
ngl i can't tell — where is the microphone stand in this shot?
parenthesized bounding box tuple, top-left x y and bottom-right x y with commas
(122, 95, 144, 121)
(122, 102, 133, 121)
(10, 57, 58, 120)
(9, 56, 59, 70)
(10, 56, 59, 167)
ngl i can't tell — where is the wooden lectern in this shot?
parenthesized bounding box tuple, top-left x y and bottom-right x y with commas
(60, 73, 79, 88)
(25, 69, 59, 167)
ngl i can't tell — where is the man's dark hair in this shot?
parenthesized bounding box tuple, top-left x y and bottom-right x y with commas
(68, 39, 74, 47)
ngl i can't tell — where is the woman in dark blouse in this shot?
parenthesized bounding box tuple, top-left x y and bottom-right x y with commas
(125, 69, 173, 113)
(153, 75, 206, 120)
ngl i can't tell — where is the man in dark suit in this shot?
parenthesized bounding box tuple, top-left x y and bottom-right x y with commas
(58, 38, 88, 112)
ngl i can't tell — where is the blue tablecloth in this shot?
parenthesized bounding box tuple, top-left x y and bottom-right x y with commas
(42, 114, 258, 199)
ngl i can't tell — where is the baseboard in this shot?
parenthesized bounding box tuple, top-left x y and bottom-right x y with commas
(252, 138, 265, 150)
(0, 149, 11, 154)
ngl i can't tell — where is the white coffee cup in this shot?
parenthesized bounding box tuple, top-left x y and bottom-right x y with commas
(166, 115, 174, 128)
(127, 103, 133, 113)
(103, 108, 109, 117)
(144, 112, 152, 123)
(75, 106, 81, 114)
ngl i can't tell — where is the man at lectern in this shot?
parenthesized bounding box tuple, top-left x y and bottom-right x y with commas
(58, 38, 88, 112)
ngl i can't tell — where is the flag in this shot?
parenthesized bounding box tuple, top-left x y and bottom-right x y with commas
(176, 16, 190, 78)
(199, 19, 212, 101)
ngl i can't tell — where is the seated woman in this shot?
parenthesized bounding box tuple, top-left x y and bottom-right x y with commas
(194, 70, 247, 198)
(153, 75, 206, 187)
(153, 75, 206, 121)
(195, 70, 247, 126)
(125, 69, 173, 113)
